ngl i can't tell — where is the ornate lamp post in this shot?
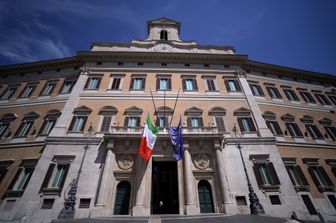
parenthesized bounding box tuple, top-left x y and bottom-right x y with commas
(58, 125, 93, 219)
(233, 124, 265, 215)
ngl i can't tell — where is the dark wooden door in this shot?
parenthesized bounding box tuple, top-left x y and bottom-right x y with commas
(114, 181, 131, 215)
(198, 180, 214, 213)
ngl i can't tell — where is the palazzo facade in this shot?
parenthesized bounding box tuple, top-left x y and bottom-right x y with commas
(0, 18, 335, 222)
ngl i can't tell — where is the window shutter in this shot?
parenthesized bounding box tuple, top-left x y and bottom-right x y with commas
(295, 165, 309, 186)
(101, 116, 112, 132)
(96, 78, 102, 89)
(84, 78, 90, 89)
(187, 117, 191, 128)
(168, 79, 171, 90)
(136, 117, 141, 127)
(22, 168, 34, 190)
(215, 117, 225, 132)
(80, 116, 88, 132)
(69, 117, 76, 131)
(275, 122, 283, 135)
(308, 167, 321, 187)
(8, 168, 23, 190)
(58, 164, 70, 192)
(237, 118, 244, 132)
(235, 80, 241, 91)
(266, 87, 273, 98)
(199, 117, 204, 127)
(318, 166, 333, 186)
(130, 78, 134, 90)
(38, 120, 47, 135)
(248, 118, 256, 132)
(224, 80, 230, 92)
(252, 164, 263, 188)
(182, 79, 186, 90)
(193, 79, 198, 90)
(124, 117, 129, 127)
(40, 164, 55, 191)
(275, 88, 282, 98)
(141, 78, 145, 90)
(267, 162, 280, 185)
(0, 169, 8, 183)
(156, 78, 160, 90)
(258, 85, 264, 96)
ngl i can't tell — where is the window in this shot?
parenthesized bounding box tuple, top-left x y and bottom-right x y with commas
(40, 81, 57, 96)
(68, 106, 91, 133)
(0, 113, 16, 138)
(6, 160, 37, 197)
(0, 86, 17, 100)
(185, 107, 203, 132)
(0, 161, 14, 183)
(251, 155, 280, 190)
(123, 106, 143, 132)
(327, 195, 336, 210)
(301, 115, 323, 139)
(327, 94, 336, 105)
(282, 114, 303, 137)
(225, 79, 240, 92)
(286, 122, 303, 137)
(84, 76, 101, 90)
(160, 30, 168, 40)
(283, 89, 299, 101)
(79, 198, 91, 209)
(299, 91, 316, 104)
(301, 195, 317, 215)
(60, 79, 76, 94)
(234, 108, 256, 133)
(326, 159, 336, 178)
(155, 106, 173, 129)
(15, 112, 39, 137)
(182, 77, 198, 91)
(99, 106, 118, 132)
(314, 93, 331, 105)
(235, 196, 247, 206)
(111, 77, 121, 90)
(19, 83, 36, 98)
(249, 84, 264, 96)
(214, 115, 226, 133)
(269, 195, 281, 205)
(41, 199, 55, 209)
(266, 121, 283, 136)
(283, 158, 309, 191)
(40, 155, 74, 195)
(266, 86, 282, 99)
(303, 158, 334, 192)
(130, 76, 145, 90)
(202, 76, 217, 92)
(325, 126, 336, 140)
(38, 110, 61, 136)
(156, 76, 171, 91)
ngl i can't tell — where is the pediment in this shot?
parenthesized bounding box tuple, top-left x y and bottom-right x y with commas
(233, 107, 250, 116)
(281, 113, 295, 121)
(184, 107, 203, 116)
(23, 112, 40, 120)
(74, 106, 92, 113)
(124, 106, 143, 115)
(99, 106, 118, 115)
(208, 107, 226, 116)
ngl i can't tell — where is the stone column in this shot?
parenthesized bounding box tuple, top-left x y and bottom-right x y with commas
(50, 68, 89, 137)
(132, 157, 149, 216)
(96, 147, 114, 207)
(238, 72, 273, 137)
(183, 142, 198, 214)
(214, 145, 235, 213)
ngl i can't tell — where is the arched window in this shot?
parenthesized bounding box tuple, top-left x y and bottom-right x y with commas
(114, 181, 131, 215)
(198, 180, 214, 213)
(160, 30, 168, 40)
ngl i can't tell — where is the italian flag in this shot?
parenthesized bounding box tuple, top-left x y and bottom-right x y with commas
(138, 114, 159, 161)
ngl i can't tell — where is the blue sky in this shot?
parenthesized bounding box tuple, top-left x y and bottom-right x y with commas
(0, 0, 335, 75)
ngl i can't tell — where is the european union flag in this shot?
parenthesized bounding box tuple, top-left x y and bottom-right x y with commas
(169, 117, 184, 161)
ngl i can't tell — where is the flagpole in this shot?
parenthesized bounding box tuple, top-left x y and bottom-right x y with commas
(150, 89, 159, 122)
(170, 89, 180, 126)
(164, 89, 166, 128)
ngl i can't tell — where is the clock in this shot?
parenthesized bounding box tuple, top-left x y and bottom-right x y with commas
(154, 44, 172, 52)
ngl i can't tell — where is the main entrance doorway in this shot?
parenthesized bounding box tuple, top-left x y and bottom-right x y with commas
(151, 161, 179, 214)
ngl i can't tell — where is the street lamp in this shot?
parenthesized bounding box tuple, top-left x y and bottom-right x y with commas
(232, 123, 265, 215)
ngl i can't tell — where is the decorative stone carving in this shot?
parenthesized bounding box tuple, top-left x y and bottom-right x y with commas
(193, 153, 210, 170)
(117, 154, 134, 170)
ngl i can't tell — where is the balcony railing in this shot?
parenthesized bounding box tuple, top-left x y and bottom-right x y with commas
(107, 126, 224, 134)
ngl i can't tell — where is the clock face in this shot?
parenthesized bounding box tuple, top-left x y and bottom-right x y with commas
(154, 44, 172, 52)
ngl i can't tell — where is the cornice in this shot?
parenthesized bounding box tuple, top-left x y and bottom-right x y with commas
(46, 136, 103, 145)
(77, 51, 247, 65)
(0, 140, 45, 149)
(244, 60, 336, 85)
(0, 56, 82, 75)
(276, 141, 336, 149)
